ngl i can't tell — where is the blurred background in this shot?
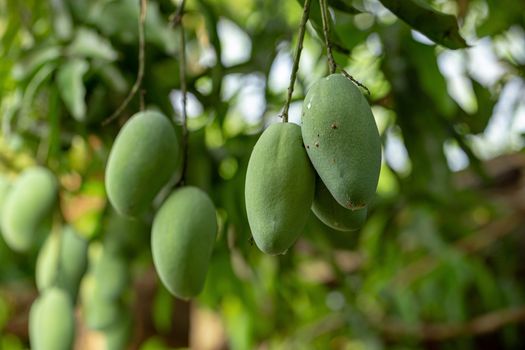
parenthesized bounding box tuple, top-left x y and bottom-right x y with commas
(1, 0, 525, 349)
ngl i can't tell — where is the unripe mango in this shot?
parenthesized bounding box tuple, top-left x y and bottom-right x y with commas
(245, 123, 315, 255)
(302, 74, 381, 209)
(312, 178, 367, 231)
(1, 167, 57, 252)
(93, 251, 128, 300)
(80, 274, 121, 330)
(29, 287, 75, 350)
(104, 312, 131, 350)
(105, 110, 179, 217)
(36, 226, 88, 299)
(152, 186, 217, 299)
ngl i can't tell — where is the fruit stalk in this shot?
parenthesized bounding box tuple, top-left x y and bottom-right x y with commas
(281, 0, 311, 123)
(103, 0, 147, 125)
(319, 0, 336, 74)
(177, 0, 189, 186)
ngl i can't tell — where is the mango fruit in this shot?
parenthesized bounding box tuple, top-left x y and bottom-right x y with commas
(81, 274, 120, 330)
(302, 74, 381, 209)
(245, 122, 315, 255)
(36, 226, 88, 299)
(312, 178, 367, 231)
(1, 167, 57, 252)
(104, 311, 132, 350)
(29, 287, 75, 350)
(92, 250, 128, 300)
(105, 110, 179, 217)
(152, 186, 217, 299)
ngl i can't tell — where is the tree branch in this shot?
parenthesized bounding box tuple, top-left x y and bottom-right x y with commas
(170, 0, 188, 186)
(280, 0, 311, 123)
(375, 305, 525, 341)
(103, 0, 147, 125)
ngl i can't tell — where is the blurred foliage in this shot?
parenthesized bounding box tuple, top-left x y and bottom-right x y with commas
(1, 0, 525, 349)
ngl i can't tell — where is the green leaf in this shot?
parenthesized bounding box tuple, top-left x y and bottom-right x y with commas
(13, 46, 62, 81)
(470, 80, 497, 133)
(378, 0, 468, 49)
(20, 63, 56, 126)
(50, 0, 73, 40)
(328, 0, 361, 14)
(457, 79, 497, 134)
(56, 58, 89, 121)
(297, 0, 350, 54)
(406, 39, 456, 117)
(67, 28, 118, 61)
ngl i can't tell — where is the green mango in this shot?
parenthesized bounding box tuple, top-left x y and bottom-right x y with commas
(152, 186, 217, 299)
(36, 226, 88, 299)
(245, 122, 315, 255)
(302, 74, 381, 209)
(80, 272, 123, 331)
(29, 287, 75, 350)
(93, 250, 128, 300)
(312, 178, 367, 231)
(103, 311, 132, 350)
(1, 167, 57, 252)
(105, 110, 179, 217)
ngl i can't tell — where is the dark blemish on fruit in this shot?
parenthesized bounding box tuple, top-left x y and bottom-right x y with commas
(306, 145, 310, 149)
(315, 141, 319, 147)
(317, 134, 319, 137)
(331, 123, 337, 129)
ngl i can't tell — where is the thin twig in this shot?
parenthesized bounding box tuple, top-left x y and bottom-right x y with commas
(375, 305, 525, 341)
(103, 0, 147, 126)
(172, 0, 188, 186)
(318, 0, 370, 94)
(341, 68, 370, 95)
(169, 0, 186, 27)
(319, 0, 336, 74)
(280, 0, 311, 123)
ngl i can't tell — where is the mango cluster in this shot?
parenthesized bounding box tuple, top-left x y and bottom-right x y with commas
(245, 74, 382, 255)
(105, 110, 218, 299)
(0, 167, 81, 350)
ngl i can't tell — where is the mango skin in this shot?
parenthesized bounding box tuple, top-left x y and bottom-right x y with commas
(105, 110, 179, 217)
(245, 123, 315, 255)
(36, 226, 88, 299)
(302, 74, 381, 209)
(312, 178, 367, 231)
(1, 167, 57, 252)
(152, 186, 217, 299)
(80, 274, 122, 331)
(29, 287, 75, 350)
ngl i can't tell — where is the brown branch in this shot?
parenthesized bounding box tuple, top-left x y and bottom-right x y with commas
(103, 0, 147, 125)
(376, 305, 525, 341)
(341, 68, 370, 95)
(169, 0, 186, 27)
(280, 0, 311, 123)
